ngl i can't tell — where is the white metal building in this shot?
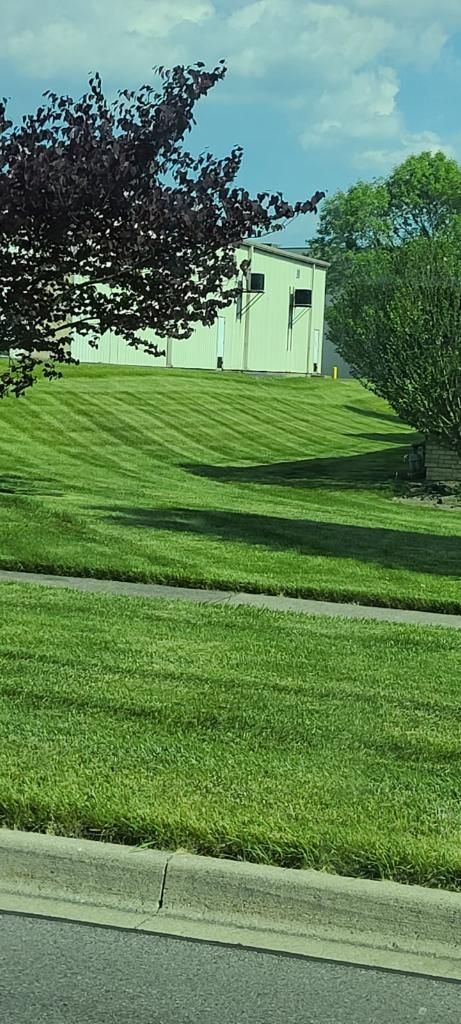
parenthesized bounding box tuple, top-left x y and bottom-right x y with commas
(71, 242, 328, 375)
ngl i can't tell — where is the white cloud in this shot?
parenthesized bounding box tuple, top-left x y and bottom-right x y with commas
(408, 24, 449, 68)
(360, 132, 457, 171)
(350, 0, 459, 19)
(301, 68, 400, 149)
(4, 22, 90, 77)
(127, 0, 214, 38)
(225, 2, 396, 79)
(0, 0, 460, 167)
(0, 0, 454, 80)
(0, 0, 215, 78)
(228, 1, 266, 32)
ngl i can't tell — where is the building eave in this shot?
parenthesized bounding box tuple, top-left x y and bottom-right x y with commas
(242, 240, 329, 270)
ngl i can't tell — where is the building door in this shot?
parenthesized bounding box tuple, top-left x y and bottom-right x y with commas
(217, 317, 225, 369)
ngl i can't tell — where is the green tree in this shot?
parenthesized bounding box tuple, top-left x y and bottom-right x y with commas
(328, 235, 461, 452)
(308, 151, 461, 289)
(308, 180, 392, 289)
(387, 151, 461, 240)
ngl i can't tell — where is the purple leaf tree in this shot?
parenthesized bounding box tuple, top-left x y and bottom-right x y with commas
(0, 62, 323, 397)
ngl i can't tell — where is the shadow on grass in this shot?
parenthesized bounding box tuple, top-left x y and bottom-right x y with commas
(0, 474, 62, 496)
(0, 681, 176, 726)
(182, 445, 413, 490)
(351, 432, 417, 446)
(344, 405, 401, 425)
(368, 735, 461, 765)
(100, 505, 461, 577)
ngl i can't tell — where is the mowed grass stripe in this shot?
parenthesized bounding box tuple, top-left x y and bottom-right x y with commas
(5, 391, 126, 481)
(1, 582, 461, 888)
(217, 389, 314, 459)
(64, 393, 155, 478)
(1, 366, 461, 610)
(114, 388, 239, 464)
(158, 383, 279, 462)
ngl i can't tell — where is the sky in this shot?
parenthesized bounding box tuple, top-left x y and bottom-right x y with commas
(1, 0, 459, 245)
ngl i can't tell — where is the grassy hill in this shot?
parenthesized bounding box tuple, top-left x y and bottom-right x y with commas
(1, 364, 460, 610)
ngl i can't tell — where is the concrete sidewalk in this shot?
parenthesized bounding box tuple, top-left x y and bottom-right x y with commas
(1, 568, 461, 629)
(1, 829, 461, 980)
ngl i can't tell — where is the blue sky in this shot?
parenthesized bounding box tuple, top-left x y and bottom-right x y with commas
(1, 0, 459, 245)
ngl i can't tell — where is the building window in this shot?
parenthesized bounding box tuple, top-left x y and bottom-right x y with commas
(293, 289, 312, 307)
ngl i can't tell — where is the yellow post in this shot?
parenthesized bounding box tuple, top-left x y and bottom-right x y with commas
(332, 366, 338, 380)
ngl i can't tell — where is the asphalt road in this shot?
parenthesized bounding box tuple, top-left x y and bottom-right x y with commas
(1, 912, 460, 1023)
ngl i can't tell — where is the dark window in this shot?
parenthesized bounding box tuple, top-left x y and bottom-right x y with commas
(294, 288, 312, 307)
(250, 272, 265, 293)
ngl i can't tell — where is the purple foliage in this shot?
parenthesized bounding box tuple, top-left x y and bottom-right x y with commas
(0, 63, 323, 396)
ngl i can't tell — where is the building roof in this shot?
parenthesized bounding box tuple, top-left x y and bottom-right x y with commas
(243, 240, 329, 269)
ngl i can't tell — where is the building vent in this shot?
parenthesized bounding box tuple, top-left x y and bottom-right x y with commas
(294, 289, 312, 307)
(250, 273, 265, 293)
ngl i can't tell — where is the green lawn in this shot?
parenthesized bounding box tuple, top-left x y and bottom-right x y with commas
(1, 363, 461, 610)
(1, 582, 461, 889)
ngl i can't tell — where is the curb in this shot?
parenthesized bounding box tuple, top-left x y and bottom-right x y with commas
(1, 830, 461, 978)
(2, 568, 461, 629)
(0, 828, 167, 914)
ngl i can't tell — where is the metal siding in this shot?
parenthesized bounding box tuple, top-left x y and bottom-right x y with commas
(71, 332, 103, 363)
(71, 278, 167, 367)
(321, 295, 353, 379)
(72, 328, 167, 367)
(225, 305, 245, 370)
(123, 328, 167, 367)
(71, 246, 326, 374)
(227, 309, 242, 369)
(215, 301, 244, 371)
(171, 248, 247, 371)
(288, 265, 314, 374)
(244, 249, 288, 371)
(217, 316, 225, 360)
(220, 248, 246, 370)
(308, 268, 326, 374)
(245, 251, 315, 373)
(170, 320, 216, 369)
(322, 329, 353, 379)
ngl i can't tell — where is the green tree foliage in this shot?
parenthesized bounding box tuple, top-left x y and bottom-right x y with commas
(328, 235, 461, 452)
(387, 152, 461, 240)
(308, 151, 461, 289)
(308, 180, 391, 289)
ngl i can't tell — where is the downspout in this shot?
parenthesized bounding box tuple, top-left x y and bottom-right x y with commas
(307, 263, 316, 375)
(242, 244, 254, 372)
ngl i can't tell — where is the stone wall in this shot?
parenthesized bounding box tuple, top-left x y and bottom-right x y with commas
(425, 440, 461, 481)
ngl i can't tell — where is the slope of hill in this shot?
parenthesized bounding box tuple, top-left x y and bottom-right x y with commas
(1, 364, 459, 610)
